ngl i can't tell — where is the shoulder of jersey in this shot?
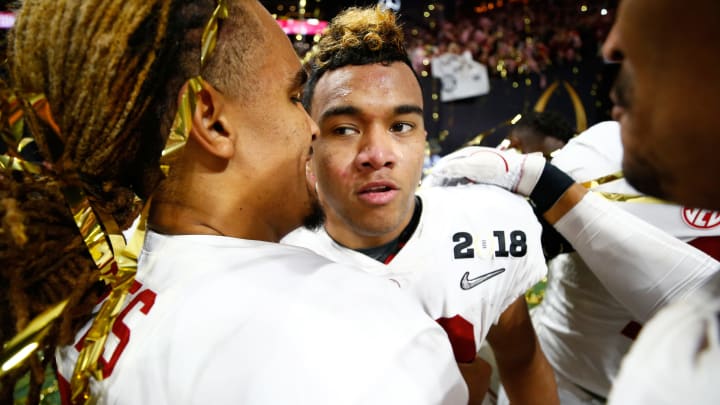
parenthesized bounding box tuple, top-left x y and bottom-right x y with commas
(280, 226, 364, 265)
(551, 120, 623, 181)
(419, 183, 533, 216)
(281, 227, 326, 250)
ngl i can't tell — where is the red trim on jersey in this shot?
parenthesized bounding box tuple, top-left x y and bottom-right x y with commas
(688, 236, 720, 262)
(436, 315, 477, 363)
(468, 149, 509, 172)
(383, 241, 407, 264)
(57, 370, 71, 405)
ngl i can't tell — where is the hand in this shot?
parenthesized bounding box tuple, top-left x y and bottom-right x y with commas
(423, 146, 546, 197)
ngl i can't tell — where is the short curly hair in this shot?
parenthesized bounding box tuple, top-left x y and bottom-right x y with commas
(303, 5, 415, 111)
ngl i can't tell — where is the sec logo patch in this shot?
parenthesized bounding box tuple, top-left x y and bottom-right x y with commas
(682, 207, 720, 229)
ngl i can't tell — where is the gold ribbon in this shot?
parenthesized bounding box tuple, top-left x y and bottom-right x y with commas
(462, 115, 516, 147)
(161, 77, 204, 174)
(61, 184, 139, 403)
(0, 90, 140, 401)
(581, 171, 667, 204)
(0, 90, 53, 175)
(1, 300, 69, 377)
(200, 0, 229, 67)
(580, 170, 624, 190)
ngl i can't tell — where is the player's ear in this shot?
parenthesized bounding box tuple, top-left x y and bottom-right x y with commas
(188, 80, 235, 160)
(306, 160, 320, 192)
(306, 161, 317, 183)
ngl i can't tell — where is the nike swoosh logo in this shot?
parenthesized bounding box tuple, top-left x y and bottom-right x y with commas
(460, 268, 505, 290)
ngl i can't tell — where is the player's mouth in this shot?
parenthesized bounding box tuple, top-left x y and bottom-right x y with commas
(357, 181, 398, 205)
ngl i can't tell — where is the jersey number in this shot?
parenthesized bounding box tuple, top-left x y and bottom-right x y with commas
(453, 230, 527, 258)
(74, 280, 157, 378)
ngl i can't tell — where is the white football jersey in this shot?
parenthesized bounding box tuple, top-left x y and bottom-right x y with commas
(609, 271, 720, 404)
(530, 121, 720, 401)
(283, 184, 548, 362)
(56, 231, 468, 405)
(531, 253, 634, 399)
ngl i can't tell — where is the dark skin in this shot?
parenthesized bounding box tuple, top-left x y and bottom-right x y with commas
(487, 296, 558, 404)
(458, 357, 492, 405)
(507, 127, 566, 159)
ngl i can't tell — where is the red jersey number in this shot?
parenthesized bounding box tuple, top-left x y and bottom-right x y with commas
(73, 280, 157, 378)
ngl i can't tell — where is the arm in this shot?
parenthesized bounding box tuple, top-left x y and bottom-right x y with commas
(544, 184, 719, 321)
(428, 147, 720, 322)
(458, 356, 492, 405)
(486, 296, 558, 405)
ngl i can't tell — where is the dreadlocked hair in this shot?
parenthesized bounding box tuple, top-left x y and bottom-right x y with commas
(1, 0, 261, 402)
(303, 5, 414, 110)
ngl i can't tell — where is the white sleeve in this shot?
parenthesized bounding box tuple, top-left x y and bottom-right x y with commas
(553, 192, 719, 322)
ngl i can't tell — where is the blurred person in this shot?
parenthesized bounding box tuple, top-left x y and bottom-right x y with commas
(426, 0, 720, 402)
(507, 111, 575, 159)
(1, 1, 468, 404)
(283, 6, 558, 405)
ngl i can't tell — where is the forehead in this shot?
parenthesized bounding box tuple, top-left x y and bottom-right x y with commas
(251, 1, 302, 84)
(311, 62, 423, 116)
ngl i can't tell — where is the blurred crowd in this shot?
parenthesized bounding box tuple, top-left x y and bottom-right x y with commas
(289, 2, 615, 88)
(406, 1, 615, 86)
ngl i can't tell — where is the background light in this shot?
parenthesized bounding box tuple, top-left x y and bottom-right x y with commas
(0, 11, 15, 29)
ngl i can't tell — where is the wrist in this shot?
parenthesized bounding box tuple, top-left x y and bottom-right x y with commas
(528, 163, 576, 214)
(543, 183, 588, 224)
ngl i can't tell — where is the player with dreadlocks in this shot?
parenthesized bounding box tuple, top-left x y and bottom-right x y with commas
(283, 6, 558, 404)
(1, 1, 467, 404)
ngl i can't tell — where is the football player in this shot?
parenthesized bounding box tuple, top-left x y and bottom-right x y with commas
(282, 6, 558, 404)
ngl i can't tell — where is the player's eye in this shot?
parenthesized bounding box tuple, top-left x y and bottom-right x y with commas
(332, 126, 359, 136)
(390, 122, 414, 133)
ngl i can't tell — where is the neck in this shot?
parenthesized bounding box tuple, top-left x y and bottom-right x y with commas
(149, 167, 283, 242)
